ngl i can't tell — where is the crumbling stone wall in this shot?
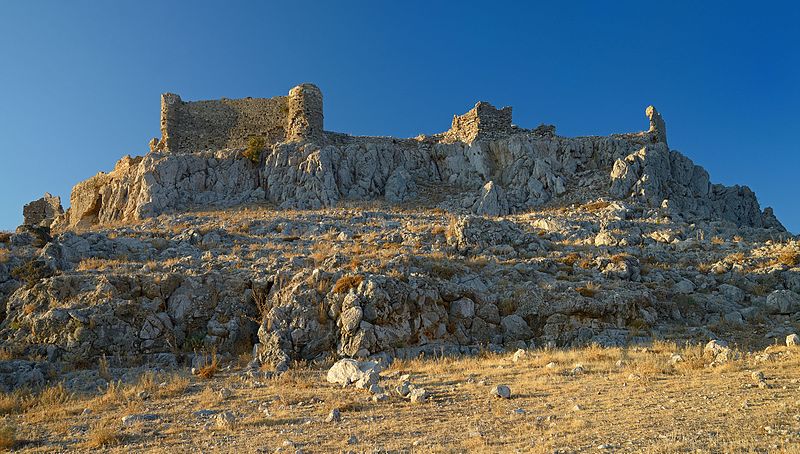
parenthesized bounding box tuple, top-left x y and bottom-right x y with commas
(446, 102, 513, 143)
(158, 84, 323, 153)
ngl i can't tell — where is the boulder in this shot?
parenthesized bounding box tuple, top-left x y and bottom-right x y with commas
(765, 290, 800, 315)
(501, 315, 532, 342)
(490, 385, 511, 399)
(326, 359, 380, 388)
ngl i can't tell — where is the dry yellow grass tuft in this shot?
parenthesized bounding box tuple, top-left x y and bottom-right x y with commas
(76, 257, 130, 271)
(0, 248, 9, 264)
(197, 350, 219, 379)
(0, 422, 16, 449)
(576, 282, 600, 297)
(582, 200, 611, 211)
(332, 274, 363, 294)
(774, 246, 799, 267)
(83, 423, 121, 448)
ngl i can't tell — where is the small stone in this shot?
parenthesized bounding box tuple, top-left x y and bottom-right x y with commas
(137, 391, 150, 400)
(81, 408, 92, 415)
(121, 413, 160, 426)
(347, 435, 358, 445)
(409, 388, 428, 403)
(215, 411, 236, 429)
(751, 371, 765, 382)
(669, 354, 684, 365)
(545, 362, 557, 369)
(490, 385, 511, 399)
(326, 408, 341, 423)
(219, 387, 233, 399)
(787, 334, 800, 347)
(571, 364, 585, 375)
(396, 381, 412, 397)
(512, 348, 527, 362)
(573, 404, 584, 411)
(368, 383, 384, 395)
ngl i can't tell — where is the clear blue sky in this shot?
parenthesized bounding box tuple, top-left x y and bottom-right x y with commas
(1, 1, 798, 232)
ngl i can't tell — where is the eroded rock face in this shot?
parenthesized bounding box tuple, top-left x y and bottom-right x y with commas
(59, 150, 261, 229)
(609, 144, 780, 229)
(23, 193, 63, 228)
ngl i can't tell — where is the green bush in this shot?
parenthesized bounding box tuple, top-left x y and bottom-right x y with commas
(243, 136, 267, 164)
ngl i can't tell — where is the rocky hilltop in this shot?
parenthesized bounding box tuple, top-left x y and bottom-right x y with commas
(0, 83, 796, 392)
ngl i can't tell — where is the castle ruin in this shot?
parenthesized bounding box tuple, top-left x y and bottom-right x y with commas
(154, 83, 324, 153)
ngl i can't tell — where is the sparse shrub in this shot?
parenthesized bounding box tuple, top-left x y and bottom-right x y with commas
(35, 383, 71, 409)
(724, 252, 745, 264)
(197, 349, 218, 379)
(0, 422, 16, 449)
(244, 136, 267, 163)
(775, 247, 799, 267)
(576, 282, 600, 298)
(0, 391, 26, 415)
(83, 424, 121, 448)
(98, 355, 112, 381)
(11, 259, 54, 288)
(582, 200, 611, 211)
(0, 232, 11, 244)
(332, 275, 363, 294)
(429, 262, 459, 280)
(610, 253, 631, 264)
(561, 253, 580, 267)
(497, 298, 518, 317)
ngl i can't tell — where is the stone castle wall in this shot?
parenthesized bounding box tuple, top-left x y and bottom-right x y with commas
(446, 101, 513, 143)
(158, 84, 323, 153)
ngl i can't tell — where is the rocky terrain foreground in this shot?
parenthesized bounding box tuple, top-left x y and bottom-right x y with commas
(0, 83, 798, 451)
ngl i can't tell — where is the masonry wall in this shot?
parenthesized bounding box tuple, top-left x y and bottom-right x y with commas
(159, 94, 290, 153)
(447, 102, 513, 143)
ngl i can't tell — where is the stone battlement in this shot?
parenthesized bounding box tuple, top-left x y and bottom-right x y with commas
(154, 83, 323, 153)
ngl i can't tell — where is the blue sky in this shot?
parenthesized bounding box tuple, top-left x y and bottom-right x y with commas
(0, 1, 798, 232)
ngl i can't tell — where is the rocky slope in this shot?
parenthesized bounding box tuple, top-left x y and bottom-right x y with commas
(0, 97, 795, 392)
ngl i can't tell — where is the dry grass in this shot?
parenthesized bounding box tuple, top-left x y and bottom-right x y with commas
(0, 422, 16, 449)
(83, 423, 122, 448)
(725, 251, 746, 264)
(76, 257, 130, 271)
(576, 281, 600, 297)
(582, 200, 611, 211)
(4, 343, 800, 452)
(196, 350, 219, 379)
(0, 248, 9, 264)
(331, 274, 363, 294)
(773, 246, 800, 268)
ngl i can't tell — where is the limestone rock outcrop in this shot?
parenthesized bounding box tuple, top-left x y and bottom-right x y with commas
(53, 85, 782, 233)
(23, 193, 63, 228)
